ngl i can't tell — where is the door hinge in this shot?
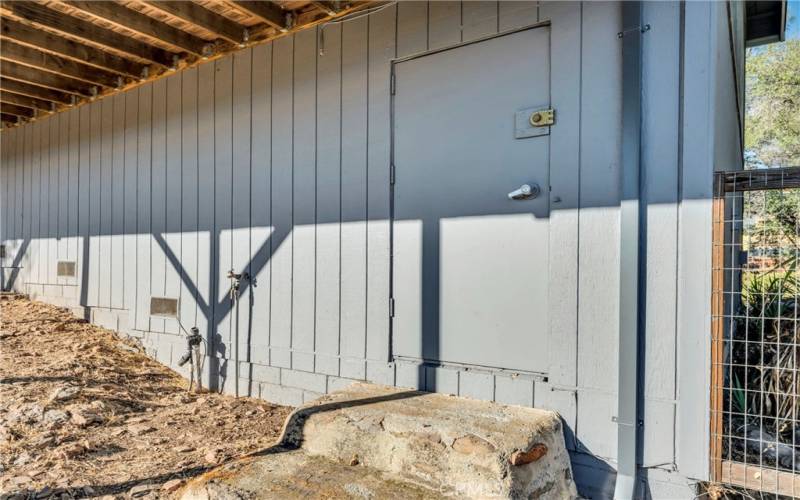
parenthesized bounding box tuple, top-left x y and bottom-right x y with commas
(390, 72, 396, 95)
(389, 297, 395, 317)
(390, 163, 396, 185)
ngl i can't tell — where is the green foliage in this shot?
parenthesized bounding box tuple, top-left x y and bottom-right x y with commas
(745, 40, 800, 168)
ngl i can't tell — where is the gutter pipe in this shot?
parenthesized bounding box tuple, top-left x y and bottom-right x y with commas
(614, 2, 645, 499)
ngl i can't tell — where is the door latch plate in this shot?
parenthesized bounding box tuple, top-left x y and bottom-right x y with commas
(514, 106, 553, 139)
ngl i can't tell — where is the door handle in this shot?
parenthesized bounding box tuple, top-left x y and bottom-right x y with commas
(508, 183, 540, 200)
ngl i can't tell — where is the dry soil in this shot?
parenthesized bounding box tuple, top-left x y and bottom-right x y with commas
(0, 295, 291, 499)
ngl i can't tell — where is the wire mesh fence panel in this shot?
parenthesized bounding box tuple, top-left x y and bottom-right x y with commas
(712, 167, 800, 498)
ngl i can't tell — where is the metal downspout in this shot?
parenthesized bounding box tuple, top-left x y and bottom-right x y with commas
(614, 2, 644, 499)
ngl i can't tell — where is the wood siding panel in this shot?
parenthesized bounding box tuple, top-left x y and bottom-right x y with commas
(292, 28, 317, 372)
(123, 89, 139, 315)
(231, 49, 252, 377)
(270, 36, 293, 369)
(366, 5, 395, 363)
(181, 68, 200, 331)
(165, 74, 182, 334)
(249, 43, 272, 366)
(339, 16, 368, 380)
(314, 22, 342, 376)
(135, 85, 153, 331)
(150, 79, 167, 332)
(88, 104, 102, 307)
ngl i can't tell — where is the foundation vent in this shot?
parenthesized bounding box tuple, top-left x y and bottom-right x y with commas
(150, 297, 178, 318)
(57, 261, 76, 277)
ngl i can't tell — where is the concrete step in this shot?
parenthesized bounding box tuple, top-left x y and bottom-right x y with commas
(182, 382, 577, 499)
(181, 447, 450, 499)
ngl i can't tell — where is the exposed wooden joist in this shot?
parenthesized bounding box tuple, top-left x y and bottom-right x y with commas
(0, 39, 122, 88)
(1, 112, 21, 124)
(143, 1, 248, 44)
(1, 60, 93, 97)
(1, 102, 35, 118)
(3, 1, 176, 67)
(311, 1, 343, 16)
(0, 91, 54, 112)
(0, 17, 148, 78)
(230, 1, 288, 31)
(0, 77, 72, 104)
(66, 1, 211, 56)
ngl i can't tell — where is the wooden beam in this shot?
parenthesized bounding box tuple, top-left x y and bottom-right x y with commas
(0, 39, 122, 88)
(66, 1, 210, 56)
(0, 91, 54, 112)
(0, 17, 148, 78)
(0, 77, 72, 104)
(1, 102, 35, 118)
(1, 112, 21, 124)
(143, 1, 247, 44)
(230, 1, 288, 31)
(3, 1, 176, 67)
(310, 1, 342, 16)
(1, 60, 93, 97)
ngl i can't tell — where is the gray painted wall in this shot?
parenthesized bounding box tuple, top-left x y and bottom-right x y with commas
(0, 2, 744, 497)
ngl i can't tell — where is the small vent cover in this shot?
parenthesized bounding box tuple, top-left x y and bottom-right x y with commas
(57, 261, 76, 277)
(150, 297, 178, 318)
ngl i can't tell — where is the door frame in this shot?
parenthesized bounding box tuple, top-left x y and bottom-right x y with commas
(387, 21, 553, 374)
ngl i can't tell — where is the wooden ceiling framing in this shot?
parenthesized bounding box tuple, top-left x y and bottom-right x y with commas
(0, 0, 364, 128)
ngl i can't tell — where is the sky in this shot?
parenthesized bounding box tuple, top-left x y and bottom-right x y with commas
(788, 1, 799, 40)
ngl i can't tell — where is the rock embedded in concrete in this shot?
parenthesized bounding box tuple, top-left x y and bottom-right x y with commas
(510, 443, 549, 466)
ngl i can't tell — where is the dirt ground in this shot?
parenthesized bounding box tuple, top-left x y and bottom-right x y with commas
(0, 295, 292, 499)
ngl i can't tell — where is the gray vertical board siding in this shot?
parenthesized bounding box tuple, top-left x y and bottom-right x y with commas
(537, 0, 581, 448)
(292, 28, 317, 372)
(68, 110, 79, 287)
(1, 129, 9, 272)
(29, 121, 41, 285)
(214, 56, 234, 363)
(22, 124, 32, 289)
(339, 15, 368, 380)
(641, 0, 680, 468)
(0, 4, 718, 491)
(270, 35, 293, 368)
(135, 84, 153, 332)
(78, 105, 91, 300)
(498, 1, 538, 31)
(111, 94, 125, 308)
(165, 74, 182, 334)
(462, 2, 498, 42)
(88, 103, 102, 307)
(232, 49, 252, 366)
(196, 62, 215, 348)
(366, 5, 395, 363)
(123, 89, 139, 314)
(250, 42, 272, 366)
(181, 67, 200, 329)
(59, 112, 69, 286)
(676, 0, 717, 481)
(428, 1, 461, 49)
(574, 1, 623, 461)
(150, 79, 167, 332)
(396, 1, 428, 57)
(314, 22, 342, 376)
(53, 114, 65, 287)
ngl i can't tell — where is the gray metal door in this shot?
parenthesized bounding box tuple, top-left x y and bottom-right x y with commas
(392, 26, 551, 374)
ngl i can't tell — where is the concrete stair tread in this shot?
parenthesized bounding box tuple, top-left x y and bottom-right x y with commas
(181, 447, 450, 499)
